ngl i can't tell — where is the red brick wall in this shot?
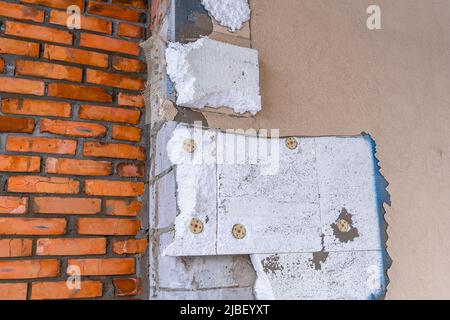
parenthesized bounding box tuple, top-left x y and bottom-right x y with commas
(0, 0, 149, 299)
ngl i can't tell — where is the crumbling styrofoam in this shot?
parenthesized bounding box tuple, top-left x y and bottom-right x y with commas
(201, 0, 251, 32)
(164, 125, 383, 256)
(160, 123, 388, 300)
(164, 125, 217, 256)
(166, 38, 261, 114)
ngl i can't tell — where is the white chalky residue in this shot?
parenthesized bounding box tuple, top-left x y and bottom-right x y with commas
(201, 0, 251, 32)
(164, 124, 218, 256)
(166, 38, 261, 114)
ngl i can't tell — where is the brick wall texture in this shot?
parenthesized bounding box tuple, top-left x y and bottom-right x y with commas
(0, 0, 149, 299)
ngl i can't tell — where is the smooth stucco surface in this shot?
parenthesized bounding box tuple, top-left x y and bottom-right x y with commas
(203, 0, 450, 299)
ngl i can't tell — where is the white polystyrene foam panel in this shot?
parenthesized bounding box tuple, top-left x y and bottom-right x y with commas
(201, 0, 251, 32)
(163, 124, 383, 256)
(165, 38, 261, 114)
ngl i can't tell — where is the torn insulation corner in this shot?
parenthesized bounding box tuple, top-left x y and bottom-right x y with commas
(165, 37, 261, 115)
(200, 0, 251, 32)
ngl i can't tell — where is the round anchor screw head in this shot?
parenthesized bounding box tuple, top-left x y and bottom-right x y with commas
(189, 218, 204, 234)
(183, 139, 197, 153)
(336, 219, 350, 233)
(232, 224, 247, 239)
(285, 137, 298, 150)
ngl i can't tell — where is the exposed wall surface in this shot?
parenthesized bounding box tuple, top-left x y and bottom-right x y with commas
(201, 0, 450, 299)
(0, 0, 149, 299)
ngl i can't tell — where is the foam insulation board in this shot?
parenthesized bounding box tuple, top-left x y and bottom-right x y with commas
(251, 251, 386, 300)
(161, 123, 388, 299)
(200, 0, 251, 32)
(164, 123, 385, 255)
(165, 38, 261, 115)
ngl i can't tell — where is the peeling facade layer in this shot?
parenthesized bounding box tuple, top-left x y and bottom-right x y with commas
(157, 123, 388, 299)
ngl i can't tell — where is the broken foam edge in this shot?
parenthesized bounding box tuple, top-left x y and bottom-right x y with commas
(165, 37, 261, 116)
(200, 0, 251, 32)
(362, 132, 392, 300)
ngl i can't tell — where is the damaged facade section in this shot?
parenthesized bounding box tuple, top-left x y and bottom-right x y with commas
(162, 123, 389, 299)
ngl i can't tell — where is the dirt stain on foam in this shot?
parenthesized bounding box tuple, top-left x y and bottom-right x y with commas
(261, 254, 284, 275)
(309, 233, 329, 270)
(331, 208, 359, 243)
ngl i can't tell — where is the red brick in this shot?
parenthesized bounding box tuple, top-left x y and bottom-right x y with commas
(0, 155, 40, 172)
(46, 158, 112, 176)
(113, 0, 147, 9)
(44, 44, 108, 68)
(48, 83, 112, 102)
(105, 199, 142, 216)
(0, 36, 40, 57)
(80, 33, 140, 56)
(0, 1, 44, 22)
(2, 98, 71, 117)
(20, 0, 84, 10)
(6, 136, 77, 155)
(88, 1, 144, 22)
(0, 196, 28, 214)
(113, 239, 147, 255)
(118, 23, 144, 38)
(0, 259, 59, 279)
(31, 281, 102, 300)
(0, 217, 66, 235)
(113, 278, 141, 297)
(77, 218, 140, 235)
(0, 115, 35, 133)
(40, 118, 107, 138)
(8, 176, 80, 194)
(5, 21, 72, 45)
(0, 283, 27, 300)
(79, 105, 141, 124)
(112, 56, 146, 73)
(49, 10, 112, 34)
(68, 258, 135, 276)
(16, 60, 82, 82)
(0, 58, 4, 73)
(86, 69, 145, 90)
(84, 142, 145, 160)
(36, 238, 106, 255)
(112, 125, 141, 142)
(85, 180, 144, 196)
(118, 92, 144, 107)
(0, 77, 44, 96)
(0, 239, 32, 257)
(33, 197, 101, 214)
(117, 162, 145, 178)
